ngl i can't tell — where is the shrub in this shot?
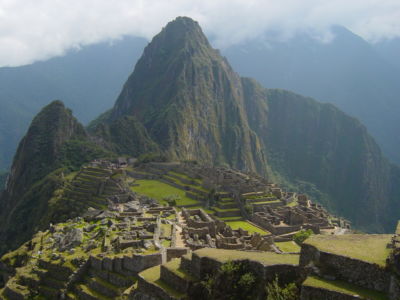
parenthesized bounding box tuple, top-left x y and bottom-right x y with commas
(293, 229, 313, 245)
(199, 261, 259, 300)
(244, 203, 253, 215)
(163, 194, 180, 206)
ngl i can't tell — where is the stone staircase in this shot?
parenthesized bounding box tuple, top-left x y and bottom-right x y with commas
(66, 257, 137, 300)
(34, 259, 74, 299)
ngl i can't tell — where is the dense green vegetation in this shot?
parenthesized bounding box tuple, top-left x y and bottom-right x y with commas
(266, 276, 299, 300)
(198, 261, 260, 300)
(0, 169, 64, 254)
(293, 229, 314, 245)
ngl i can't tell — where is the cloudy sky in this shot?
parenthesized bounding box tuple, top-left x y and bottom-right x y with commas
(1, 0, 400, 67)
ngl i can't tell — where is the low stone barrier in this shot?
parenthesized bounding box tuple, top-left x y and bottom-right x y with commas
(123, 253, 163, 273)
(136, 275, 178, 300)
(300, 243, 391, 293)
(166, 248, 190, 261)
(300, 285, 360, 300)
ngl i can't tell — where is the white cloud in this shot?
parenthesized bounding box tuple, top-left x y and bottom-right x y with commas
(0, 0, 399, 66)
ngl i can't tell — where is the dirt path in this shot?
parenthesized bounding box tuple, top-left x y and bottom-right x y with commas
(174, 212, 186, 248)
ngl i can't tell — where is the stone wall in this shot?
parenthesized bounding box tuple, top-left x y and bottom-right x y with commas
(136, 274, 178, 300)
(123, 253, 163, 273)
(251, 213, 300, 235)
(160, 264, 190, 294)
(166, 248, 190, 262)
(300, 285, 360, 300)
(300, 243, 391, 293)
(182, 208, 216, 237)
(90, 252, 163, 274)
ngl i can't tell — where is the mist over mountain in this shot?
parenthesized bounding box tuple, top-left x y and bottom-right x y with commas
(374, 37, 400, 68)
(0, 36, 146, 170)
(222, 26, 400, 165)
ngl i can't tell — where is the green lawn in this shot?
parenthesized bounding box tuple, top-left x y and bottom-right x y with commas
(286, 201, 298, 207)
(303, 276, 388, 300)
(305, 234, 392, 266)
(275, 241, 301, 253)
(225, 221, 270, 235)
(131, 180, 199, 206)
(250, 200, 281, 204)
(195, 248, 299, 266)
(139, 265, 184, 298)
(212, 206, 240, 212)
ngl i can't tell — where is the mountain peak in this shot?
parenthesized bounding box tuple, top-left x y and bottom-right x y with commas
(5, 100, 86, 196)
(146, 16, 211, 57)
(160, 16, 208, 44)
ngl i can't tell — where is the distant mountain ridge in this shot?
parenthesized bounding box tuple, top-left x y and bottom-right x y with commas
(0, 36, 147, 170)
(1, 23, 400, 172)
(223, 26, 400, 165)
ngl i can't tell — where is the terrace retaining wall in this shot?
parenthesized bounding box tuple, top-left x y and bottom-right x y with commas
(300, 285, 361, 300)
(300, 243, 391, 293)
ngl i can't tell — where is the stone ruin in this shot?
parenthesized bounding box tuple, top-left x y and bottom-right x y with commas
(128, 161, 350, 242)
(65, 161, 135, 209)
(251, 194, 346, 237)
(180, 208, 273, 251)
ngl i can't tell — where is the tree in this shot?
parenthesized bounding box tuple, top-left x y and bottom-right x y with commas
(266, 276, 299, 300)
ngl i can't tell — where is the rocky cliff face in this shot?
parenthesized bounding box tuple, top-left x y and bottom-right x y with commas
(95, 17, 399, 232)
(102, 17, 267, 174)
(241, 80, 397, 231)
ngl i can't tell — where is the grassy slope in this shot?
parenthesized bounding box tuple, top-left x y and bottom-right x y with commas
(225, 221, 269, 235)
(275, 241, 301, 253)
(304, 234, 392, 266)
(303, 276, 389, 300)
(195, 248, 299, 265)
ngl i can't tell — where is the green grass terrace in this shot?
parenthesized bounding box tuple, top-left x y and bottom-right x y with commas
(225, 220, 270, 235)
(194, 248, 299, 266)
(303, 275, 389, 300)
(275, 241, 301, 253)
(304, 234, 392, 267)
(131, 179, 199, 207)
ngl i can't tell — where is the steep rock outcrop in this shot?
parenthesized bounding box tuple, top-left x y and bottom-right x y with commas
(0, 101, 109, 254)
(101, 17, 267, 174)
